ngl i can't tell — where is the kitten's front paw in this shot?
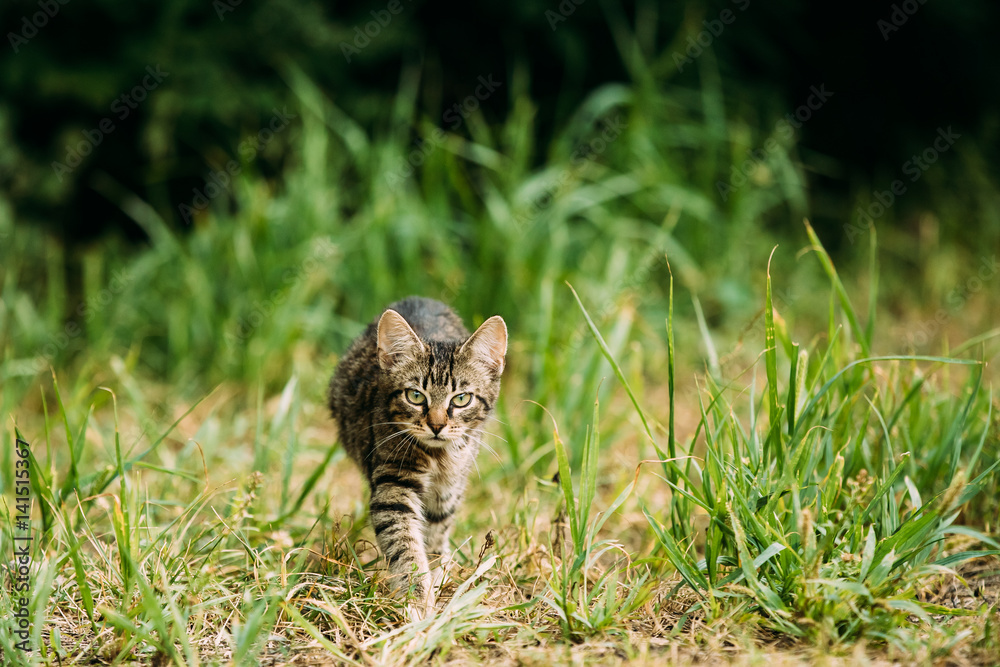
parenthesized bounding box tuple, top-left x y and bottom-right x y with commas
(388, 569, 434, 622)
(430, 553, 453, 589)
(420, 581, 435, 616)
(405, 603, 425, 623)
(404, 586, 434, 623)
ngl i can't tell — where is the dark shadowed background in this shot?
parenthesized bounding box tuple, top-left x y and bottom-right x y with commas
(4, 0, 998, 250)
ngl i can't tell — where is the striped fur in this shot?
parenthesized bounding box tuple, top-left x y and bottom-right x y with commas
(328, 297, 506, 615)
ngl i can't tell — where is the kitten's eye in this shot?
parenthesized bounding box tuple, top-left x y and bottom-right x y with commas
(405, 389, 426, 405)
(451, 393, 472, 407)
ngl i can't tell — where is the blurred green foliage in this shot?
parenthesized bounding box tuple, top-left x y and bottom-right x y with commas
(1, 0, 998, 413)
(4, 0, 999, 248)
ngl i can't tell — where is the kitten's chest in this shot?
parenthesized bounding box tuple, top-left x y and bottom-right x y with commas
(424, 445, 471, 487)
(422, 442, 475, 504)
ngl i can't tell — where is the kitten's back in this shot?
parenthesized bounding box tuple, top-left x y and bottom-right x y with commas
(386, 297, 469, 342)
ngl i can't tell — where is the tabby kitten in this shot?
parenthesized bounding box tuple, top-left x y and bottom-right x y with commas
(328, 296, 507, 616)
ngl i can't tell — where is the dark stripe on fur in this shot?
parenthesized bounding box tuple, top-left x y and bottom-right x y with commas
(373, 473, 424, 493)
(370, 501, 415, 516)
(387, 550, 403, 567)
(373, 519, 397, 536)
(387, 461, 424, 476)
(425, 507, 455, 524)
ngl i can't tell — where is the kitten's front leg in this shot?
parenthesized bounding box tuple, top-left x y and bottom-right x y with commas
(369, 471, 433, 616)
(424, 493, 460, 590)
(425, 522, 453, 591)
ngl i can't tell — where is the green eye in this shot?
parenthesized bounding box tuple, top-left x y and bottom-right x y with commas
(451, 393, 472, 407)
(405, 389, 426, 405)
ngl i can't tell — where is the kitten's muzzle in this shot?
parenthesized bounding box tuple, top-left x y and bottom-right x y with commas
(427, 407, 448, 436)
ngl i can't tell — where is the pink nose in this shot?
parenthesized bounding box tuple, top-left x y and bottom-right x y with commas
(429, 422, 445, 435)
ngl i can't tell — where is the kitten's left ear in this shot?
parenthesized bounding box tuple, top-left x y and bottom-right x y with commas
(460, 315, 507, 375)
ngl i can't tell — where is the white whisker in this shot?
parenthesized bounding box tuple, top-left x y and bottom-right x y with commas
(365, 430, 411, 460)
(467, 426, 507, 443)
(465, 428, 504, 465)
(387, 434, 417, 461)
(396, 440, 418, 476)
(480, 442, 503, 464)
(368, 421, 414, 430)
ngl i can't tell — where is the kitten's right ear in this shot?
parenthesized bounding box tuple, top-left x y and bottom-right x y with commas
(460, 315, 507, 375)
(377, 309, 425, 370)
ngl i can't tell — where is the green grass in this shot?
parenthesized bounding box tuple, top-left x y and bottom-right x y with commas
(1, 60, 999, 665)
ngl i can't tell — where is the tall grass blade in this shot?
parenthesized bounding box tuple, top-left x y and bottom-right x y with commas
(764, 247, 783, 470)
(666, 259, 677, 463)
(804, 219, 870, 356)
(552, 418, 580, 547)
(567, 282, 662, 460)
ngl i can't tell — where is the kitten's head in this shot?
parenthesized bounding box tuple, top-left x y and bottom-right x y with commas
(376, 309, 506, 449)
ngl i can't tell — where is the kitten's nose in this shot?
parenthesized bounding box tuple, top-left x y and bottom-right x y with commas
(428, 407, 448, 435)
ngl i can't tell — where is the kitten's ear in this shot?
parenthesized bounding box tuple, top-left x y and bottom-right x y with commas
(377, 309, 425, 370)
(460, 315, 507, 375)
